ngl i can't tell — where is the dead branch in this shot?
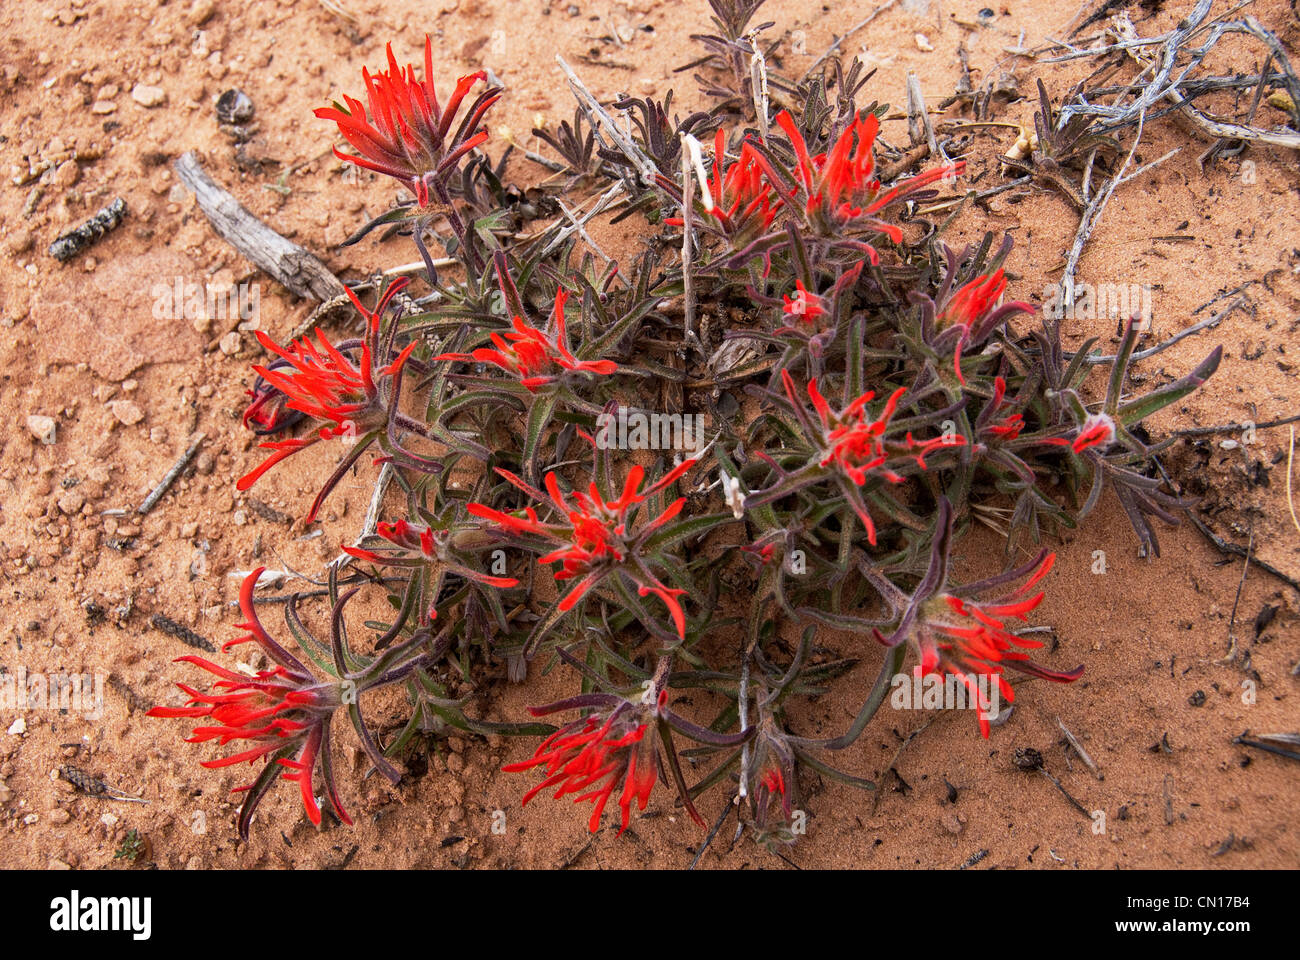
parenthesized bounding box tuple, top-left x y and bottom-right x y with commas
(174, 150, 346, 302)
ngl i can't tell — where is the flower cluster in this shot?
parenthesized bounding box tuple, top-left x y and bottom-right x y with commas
(435, 287, 618, 393)
(782, 280, 826, 323)
(979, 376, 1025, 442)
(502, 691, 665, 835)
(315, 36, 499, 204)
(469, 457, 695, 642)
(147, 570, 350, 836)
(913, 553, 1084, 738)
(771, 370, 966, 543)
(237, 278, 429, 522)
(751, 109, 963, 252)
(1045, 411, 1116, 454)
(939, 269, 1035, 385)
(665, 129, 780, 243)
(874, 501, 1084, 737)
(343, 517, 519, 590)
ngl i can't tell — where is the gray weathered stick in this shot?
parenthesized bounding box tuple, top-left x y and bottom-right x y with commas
(680, 135, 698, 349)
(906, 72, 938, 154)
(174, 151, 346, 301)
(1057, 717, 1103, 780)
(800, 0, 898, 81)
(555, 56, 658, 186)
(138, 432, 206, 515)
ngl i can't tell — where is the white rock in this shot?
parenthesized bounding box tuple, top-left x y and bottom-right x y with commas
(26, 414, 56, 444)
(7, 717, 26, 736)
(109, 399, 145, 425)
(131, 83, 167, 108)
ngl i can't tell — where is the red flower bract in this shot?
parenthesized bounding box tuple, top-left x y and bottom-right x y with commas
(880, 546, 1084, 738)
(781, 370, 965, 544)
(751, 109, 964, 257)
(502, 692, 665, 835)
(782, 279, 827, 323)
(237, 278, 426, 522)
(434, 286, 617, 392)
(147, 568, 349, 836)
(314, 36, 500, 202)
(942, 269, 1034, 385)
(1043, 412, 1117, 454)
(666, 129, 780, 242)
(468, 457, 695, 639)
(342, 516, 519, 591)
(982, 376, 1025, 441)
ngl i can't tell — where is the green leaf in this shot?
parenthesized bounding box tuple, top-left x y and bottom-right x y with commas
(643, 512, 736, 552)
(1117, 346, 1222, 426)
(522, 391, 560, 483)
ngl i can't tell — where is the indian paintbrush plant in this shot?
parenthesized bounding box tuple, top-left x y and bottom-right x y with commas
(152, 5, 1223, 855)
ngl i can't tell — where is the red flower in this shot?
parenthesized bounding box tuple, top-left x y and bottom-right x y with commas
(342, 516, 519, 590)
(943, 270, 1035, 384)
(468, 458, 695, 639)
(237, 278, 425, 522)
(242, 376, 304, 435)
(873, 499, 1084, 738)
(665, 129, 779, 242)
(753, 110, 963, 255)
(781, 370, 965, 543)
(502, 692, 665, 835)
(1041, 411, 1116, 454)
(942, 270, 1008, 329)
(314, 36, 499, 203)
(891, 551, 1083, 737)
(434, 287, 617, 393)
(982, 376, 1025, 441)
(752, 756, 795, 842)
(1072, 414, 1115, 452)
(147, 569, 350, 835)
(760, 763, 786, 797)
(782, 280, 827, 322)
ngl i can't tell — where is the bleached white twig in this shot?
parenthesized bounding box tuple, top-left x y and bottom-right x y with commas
(555, 55, 659, 185)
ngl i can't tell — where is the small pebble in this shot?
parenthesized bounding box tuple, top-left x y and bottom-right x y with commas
(109, 399, 145, 425)
(53, 160, 80, 188)
(131, 83, 168, 108)
(27, 415, 57, 444)
(215, 88, 254, 125)
(188, 0, 216, 26)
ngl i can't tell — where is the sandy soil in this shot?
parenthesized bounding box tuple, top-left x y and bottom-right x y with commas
(0, 0, 1297, 870)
